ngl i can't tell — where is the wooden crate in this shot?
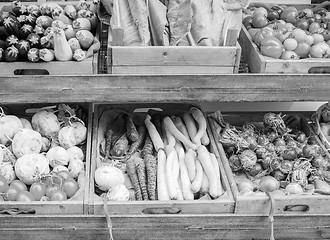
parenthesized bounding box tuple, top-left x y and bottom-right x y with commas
(208, 111, 330, 215)
(106, 27, 242, 75)
(251, 0, 311, 4)
(88, 103, 235, 215)
(0, 102, 93, 214)
(239, 25, 330, 73)
(0, 1, 99, 76)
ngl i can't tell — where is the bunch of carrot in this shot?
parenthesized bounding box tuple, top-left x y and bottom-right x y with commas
(104, 107, 224, 201)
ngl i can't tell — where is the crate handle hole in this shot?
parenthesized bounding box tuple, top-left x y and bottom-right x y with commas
(142, 207, 181, 214)
(283, 204, 309, 212)
(308, 67, 330, 74)
(14, 69, 50, 75)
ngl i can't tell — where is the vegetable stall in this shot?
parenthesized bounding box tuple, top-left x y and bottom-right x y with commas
(1, 0, 330, 240)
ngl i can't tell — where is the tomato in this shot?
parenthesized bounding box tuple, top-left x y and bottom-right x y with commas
(284, 22, 295, 32)
(302, 144, 320, 158)
(57, 170, 74, 181)
(321, 29, 330, 41)
(313, 33, 325, 44)
(271, 5, 285, 17)
(280, 6, 299, 24)
(267, 9, 280, 21)
(311, 155, 329, 169)
(248, 163, 263, 177)
(260, 36, 284, 59)
(0, 175, 9, 193)
(313, 8, 328, 17)
(253, 7, 268, 18)
(291, 28, 307, 43)
(294, 42, 311, 58)
(50, 190, 67, 201)
(243, 16, 253, 29)
(305, 34, 314, 45)
(62, 179, 79, 198)
(310, 42, 330, 58)
(252, 14, 269, 28)
(29, 182, 46, 201)
(283, 38, 298, 50)
(252, 27, 274, 46)
(3, 186, 19, 201)
(279, 160, 294, 174)
(309, 22, 321, 34)
(280, 50, 299, 60)
(282, 147, 298, 160)
(16, 190, 35, 201)
(10, 180, 27, 192)
(298, 8, 314, 18)
(45, 184, 60, 198)
(295, 18, 309, 31)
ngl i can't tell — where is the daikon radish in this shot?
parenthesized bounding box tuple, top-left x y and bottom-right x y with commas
(191, 159, 203, 193)
(163, 116, 197, 150)
(182, 112, 201, 146)
(157, 149, 169, 200)
(190, 107, 207, 145)
(165, 145, 178, 200)
(184, 148, 197, 182)
(197, 145, 220, 198)
(144, 115, 164, 151)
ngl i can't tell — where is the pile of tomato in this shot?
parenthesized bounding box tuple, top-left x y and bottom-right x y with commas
(243, 4, 330, 60)
(0, 170, 79, 201)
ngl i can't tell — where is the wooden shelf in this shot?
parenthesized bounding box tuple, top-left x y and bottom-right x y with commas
(0, 74, 330, 104)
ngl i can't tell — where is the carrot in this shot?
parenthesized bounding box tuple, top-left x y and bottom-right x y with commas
(126, 156, 143, 201)
(165, 145, 178, 200)
(104, 123, 113, 161)
(173, 116, 191, 149)
(144, 115, 164, 151)
(125, 114, 139, 142)
(157, 149, 170, 200)
(111, 132, 129, 157)
(191, 159, 203, 193)
(190, 107, 207, 145)
(144, 153, 157, 200)
(210, 153, 224, 195)
(177, 142, 194, 200)
(197, 145, 220, 198)
(141, 134, 154, 158)
(134, 156, 149, 200)
(125, 125, 146, 161)
(182, 112, 201, 146)
(184, 148, 197, 182)
(163, 116, 197, 150)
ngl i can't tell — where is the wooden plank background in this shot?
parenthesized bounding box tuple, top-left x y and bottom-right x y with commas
(0, 74, 330, 104)
(0, 214, 329, 240)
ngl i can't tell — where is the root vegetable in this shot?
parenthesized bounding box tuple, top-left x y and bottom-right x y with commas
(126, 125, 146, 160)
(177, 143, 194, 200)
(31, 110, 60, 139)
(197, 145, 220, 198)
(68, 159, 84, 178)
(125, 115, 139, 142)
(182, 112, 200, 146)
(126, 157, 143, 201)
(201, 171, 209, 194)
(157, 149, 169, 200)
(184, 148, 197, 182)
(111, 133, 129, 157)
(163, 116, 197, 150)
(46, 146, 70, 167)
(12, 129, 43, 158)
(191, 158, 203, 193)
(190, 107, 207, 145)
(19, 118, 32, 129)
(134, 157, 148, 200)
(144, 115, 164, 152)
(0, 115, 23, 145)
(94, 165, 125, 191)
(165, 146, 178, 200)
(144, 153, 157, 200)
(210, 153, 223, 195)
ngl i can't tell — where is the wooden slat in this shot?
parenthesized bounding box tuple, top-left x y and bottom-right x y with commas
(1, 74, 330, 104)
(110, 66, 235, 74)
(110, 46, 239, 66)
(0, 214, 329, 240)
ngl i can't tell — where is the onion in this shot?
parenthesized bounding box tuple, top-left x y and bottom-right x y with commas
(95, 165, 125, 191)
(259, 176, 280, 192)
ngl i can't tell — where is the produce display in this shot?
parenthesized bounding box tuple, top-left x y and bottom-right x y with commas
(95, 106, 225, 202)
(243, 3, 330, 60)
(209, 111, 330, 197)
(98, 0, 248, 46)
(0, 104, 88, 202)
(314, 103, 330, 150)
(0, 0, 100, 62)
